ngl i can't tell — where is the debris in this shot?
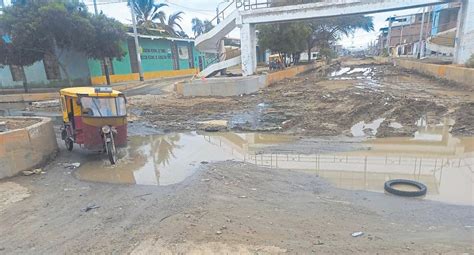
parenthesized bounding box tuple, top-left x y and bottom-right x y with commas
(32, 168, 43, 174)
(200, 161, 209, 164)
(81, 203, 100, 212)
(216, 230, 223, 235)
(62, 162, 81, 169)
(352, 232, 364, 237)
(0, 121, 7, 132)
(204, 126, 222, 132)
(32, 99, 60, 108)
(22, 169, 43, 176)
(22, 170, 35, 176)
(315, 240, 324, 245)
(238, 195, 247, 199)
(201, 178, 211, 182)
(134, 193, 152, 198)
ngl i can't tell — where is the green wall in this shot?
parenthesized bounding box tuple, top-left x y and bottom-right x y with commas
(88, 37, 216, 77)
(140, 38, 174, 72)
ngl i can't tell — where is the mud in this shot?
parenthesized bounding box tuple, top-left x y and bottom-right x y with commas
(0, 117, 40, 130)
(1, 59, 473, 253)
(129, 60, 473, 138)
(75, 118, 473, 206)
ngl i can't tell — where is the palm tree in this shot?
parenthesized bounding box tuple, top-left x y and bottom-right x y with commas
(203, 20, 214, 33)
(192, 17, 204, 37)
(191, 18, 214, 37)
(129, 0, 167, 29)
(159, 11, 185, 37)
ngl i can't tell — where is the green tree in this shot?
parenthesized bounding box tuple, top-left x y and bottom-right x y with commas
(0, 0, 127, 89)
(306, 15, 374, 61)
(86, 14, 127, 84)
(130, 0, 167, 28)
(159, 11, 185, 37)
(191, 18, 214, 37)
(130, 0, 185, 37)
(257, 22, 311, 64)
(191, 18, 204, 36)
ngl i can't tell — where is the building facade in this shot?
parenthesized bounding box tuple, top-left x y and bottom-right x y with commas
(0, 34, 214, 89)
(377, 3, 460, 57)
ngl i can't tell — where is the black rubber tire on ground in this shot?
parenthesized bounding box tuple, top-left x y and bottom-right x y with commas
(106, 141, 117, 165)
(384, 179, 427, 197)
(65, 138, 74, 151)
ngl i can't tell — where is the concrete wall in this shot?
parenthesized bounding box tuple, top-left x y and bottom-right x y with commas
(0, 117, 58, 179)
(176, 75, 267, 97)
(266, 62, 322, 86)
(176, 62, 323, 97)
(394, 58, 474, 87)
(0, 50, 91, 89)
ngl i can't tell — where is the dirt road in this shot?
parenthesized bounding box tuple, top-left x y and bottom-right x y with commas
(0, 141, 472, 254)
(0, 58, 473, 254)
(129, 59, 474, 137)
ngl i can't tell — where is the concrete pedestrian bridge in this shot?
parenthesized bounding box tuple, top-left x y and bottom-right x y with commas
(195, 0, 472, 77)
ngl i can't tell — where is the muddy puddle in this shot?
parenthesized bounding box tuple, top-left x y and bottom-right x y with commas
(75, 133, 296, 186)
(75, 121, 473, 206)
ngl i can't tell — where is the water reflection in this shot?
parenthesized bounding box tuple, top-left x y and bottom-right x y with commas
(75, 133, 296, 186)
(76, 122, 473, 205)
(251, 120, 473, 206)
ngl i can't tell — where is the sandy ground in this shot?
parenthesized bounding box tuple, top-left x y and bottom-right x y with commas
(0, 59, 473, 254)
(128, 59, 474, 137)
(0, 145, 472, 254)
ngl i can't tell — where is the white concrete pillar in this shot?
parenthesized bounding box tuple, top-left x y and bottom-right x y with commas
(454, 0, 474, 64)
(240, 23, 257, 76)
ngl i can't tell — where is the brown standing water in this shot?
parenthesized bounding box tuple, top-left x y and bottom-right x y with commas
(75, 118, 473, 206)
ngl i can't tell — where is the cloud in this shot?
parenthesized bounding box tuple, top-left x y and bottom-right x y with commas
(88, 0, 424, 48)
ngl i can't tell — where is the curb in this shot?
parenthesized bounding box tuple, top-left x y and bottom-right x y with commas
(0, 75, 192, 103)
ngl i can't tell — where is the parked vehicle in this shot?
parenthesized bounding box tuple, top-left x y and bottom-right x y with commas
(59, 87, 127, 164)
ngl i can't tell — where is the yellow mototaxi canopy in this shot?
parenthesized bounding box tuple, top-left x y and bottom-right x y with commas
(59, 87, 123, 97)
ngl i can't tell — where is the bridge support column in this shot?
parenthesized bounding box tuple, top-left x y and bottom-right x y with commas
(454, 0, 474, 64)
(240, 23, 257, 76)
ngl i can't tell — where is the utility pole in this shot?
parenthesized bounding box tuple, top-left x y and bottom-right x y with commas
(93, 0, 98, 17)
(387, 17, 393, 55)
(418, 7, 426, 59)
(130, 1, 144, 81)
(92, 0, 111, 85)
(399, 24, 404, 55)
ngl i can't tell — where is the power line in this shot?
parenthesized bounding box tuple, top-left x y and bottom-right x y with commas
(163, 0, 215, 14)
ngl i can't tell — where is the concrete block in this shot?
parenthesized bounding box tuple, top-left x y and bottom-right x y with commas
(395, 59, 473, 88)
(0, 117, 58, 179)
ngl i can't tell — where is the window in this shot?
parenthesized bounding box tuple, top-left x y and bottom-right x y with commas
(80, 97, 126, 117)
(10, 65, 25, 82)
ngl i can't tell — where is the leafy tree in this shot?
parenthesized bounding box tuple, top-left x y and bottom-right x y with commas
(191, 18, 204, 36)
(0, 0, 127, 89)
(257, 22, 311, 64)
(130, 0, 167, 28)
(86, 14, 127, 84)
(129, 0, 185, 37)
(159, 11, 185, 37)
(203, 20, 214, 33)
(191, 18, 214, 37)
(176, 30, 189, 38)
(305, 15, 374, 61)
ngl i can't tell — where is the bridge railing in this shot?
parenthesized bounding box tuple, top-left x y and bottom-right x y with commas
(236, 0, 271, 10)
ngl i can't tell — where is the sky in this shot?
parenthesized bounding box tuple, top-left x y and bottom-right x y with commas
(7, 0, 426, 49)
